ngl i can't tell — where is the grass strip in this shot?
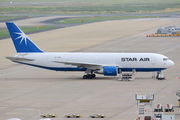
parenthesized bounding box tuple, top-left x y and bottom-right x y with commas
(55, 16, 158, 24)
(0, 16, 27, 21)
(0, 26, 56, 38)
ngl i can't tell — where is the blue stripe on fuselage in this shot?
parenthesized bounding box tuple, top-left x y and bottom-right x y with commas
(13, 61, 86, 71)
(120, 68, 166, 72)
(13, 61, 166, 72)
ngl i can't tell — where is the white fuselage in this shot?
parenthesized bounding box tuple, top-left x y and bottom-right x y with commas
(12, 52, 174, 72)
(5, 22, 175, 78)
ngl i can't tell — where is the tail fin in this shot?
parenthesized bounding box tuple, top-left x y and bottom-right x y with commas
(6, 22, 43, 53)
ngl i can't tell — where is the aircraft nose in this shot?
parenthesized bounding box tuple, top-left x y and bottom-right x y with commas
(169, 60, 174, 67)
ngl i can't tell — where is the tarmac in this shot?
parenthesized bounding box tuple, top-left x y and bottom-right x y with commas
(0, 16, 180, 120)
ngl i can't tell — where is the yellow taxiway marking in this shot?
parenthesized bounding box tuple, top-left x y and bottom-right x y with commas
(117, 98, 120, 100)
(90, 111, 93, 113)
(114, 111, 117, 113)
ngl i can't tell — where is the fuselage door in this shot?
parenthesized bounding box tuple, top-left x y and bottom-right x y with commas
(151, 57, 156, 65)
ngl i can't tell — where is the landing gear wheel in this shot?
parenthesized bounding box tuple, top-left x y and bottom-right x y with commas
(92, 74, 96, 78)
(87, 75, 92, 79)
(83, 75, 87, 79)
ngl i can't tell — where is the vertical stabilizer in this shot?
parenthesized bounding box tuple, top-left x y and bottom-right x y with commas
(6, 22, 43, 53)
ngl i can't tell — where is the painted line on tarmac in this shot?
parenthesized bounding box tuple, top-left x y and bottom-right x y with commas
(0, 65, 25, 72)
(83, 29, 155, 52)
(83, 22, 178, 52)
(0, 67, 34, 76)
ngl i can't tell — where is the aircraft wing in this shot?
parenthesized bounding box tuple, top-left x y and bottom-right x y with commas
(6, 57, 35, 62)
(53, 60, 115, 70)
(53, 60, 120, 70)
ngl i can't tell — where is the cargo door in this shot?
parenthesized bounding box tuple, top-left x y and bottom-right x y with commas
(151, 57, 156, 65)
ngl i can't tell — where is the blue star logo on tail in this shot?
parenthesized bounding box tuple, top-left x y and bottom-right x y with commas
(6, 22, 43, 53)
(14, 32, 28, 45)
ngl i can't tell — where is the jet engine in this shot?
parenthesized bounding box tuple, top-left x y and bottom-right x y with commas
(95, 66, 118, 76)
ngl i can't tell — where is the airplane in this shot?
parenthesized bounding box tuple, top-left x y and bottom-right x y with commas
(5, 22, 174, 79)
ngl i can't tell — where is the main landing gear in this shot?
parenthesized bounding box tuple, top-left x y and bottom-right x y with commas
(83, 74, 96, 79)
(83, 69, 96, 79)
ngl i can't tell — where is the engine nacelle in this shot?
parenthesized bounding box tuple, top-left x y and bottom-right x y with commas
(95, 66, 118, 76)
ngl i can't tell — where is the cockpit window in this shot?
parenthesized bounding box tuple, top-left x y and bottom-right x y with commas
(163, 58, 169, 61)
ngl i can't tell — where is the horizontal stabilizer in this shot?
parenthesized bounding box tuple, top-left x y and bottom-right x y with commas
(6, 57, 34, 62)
